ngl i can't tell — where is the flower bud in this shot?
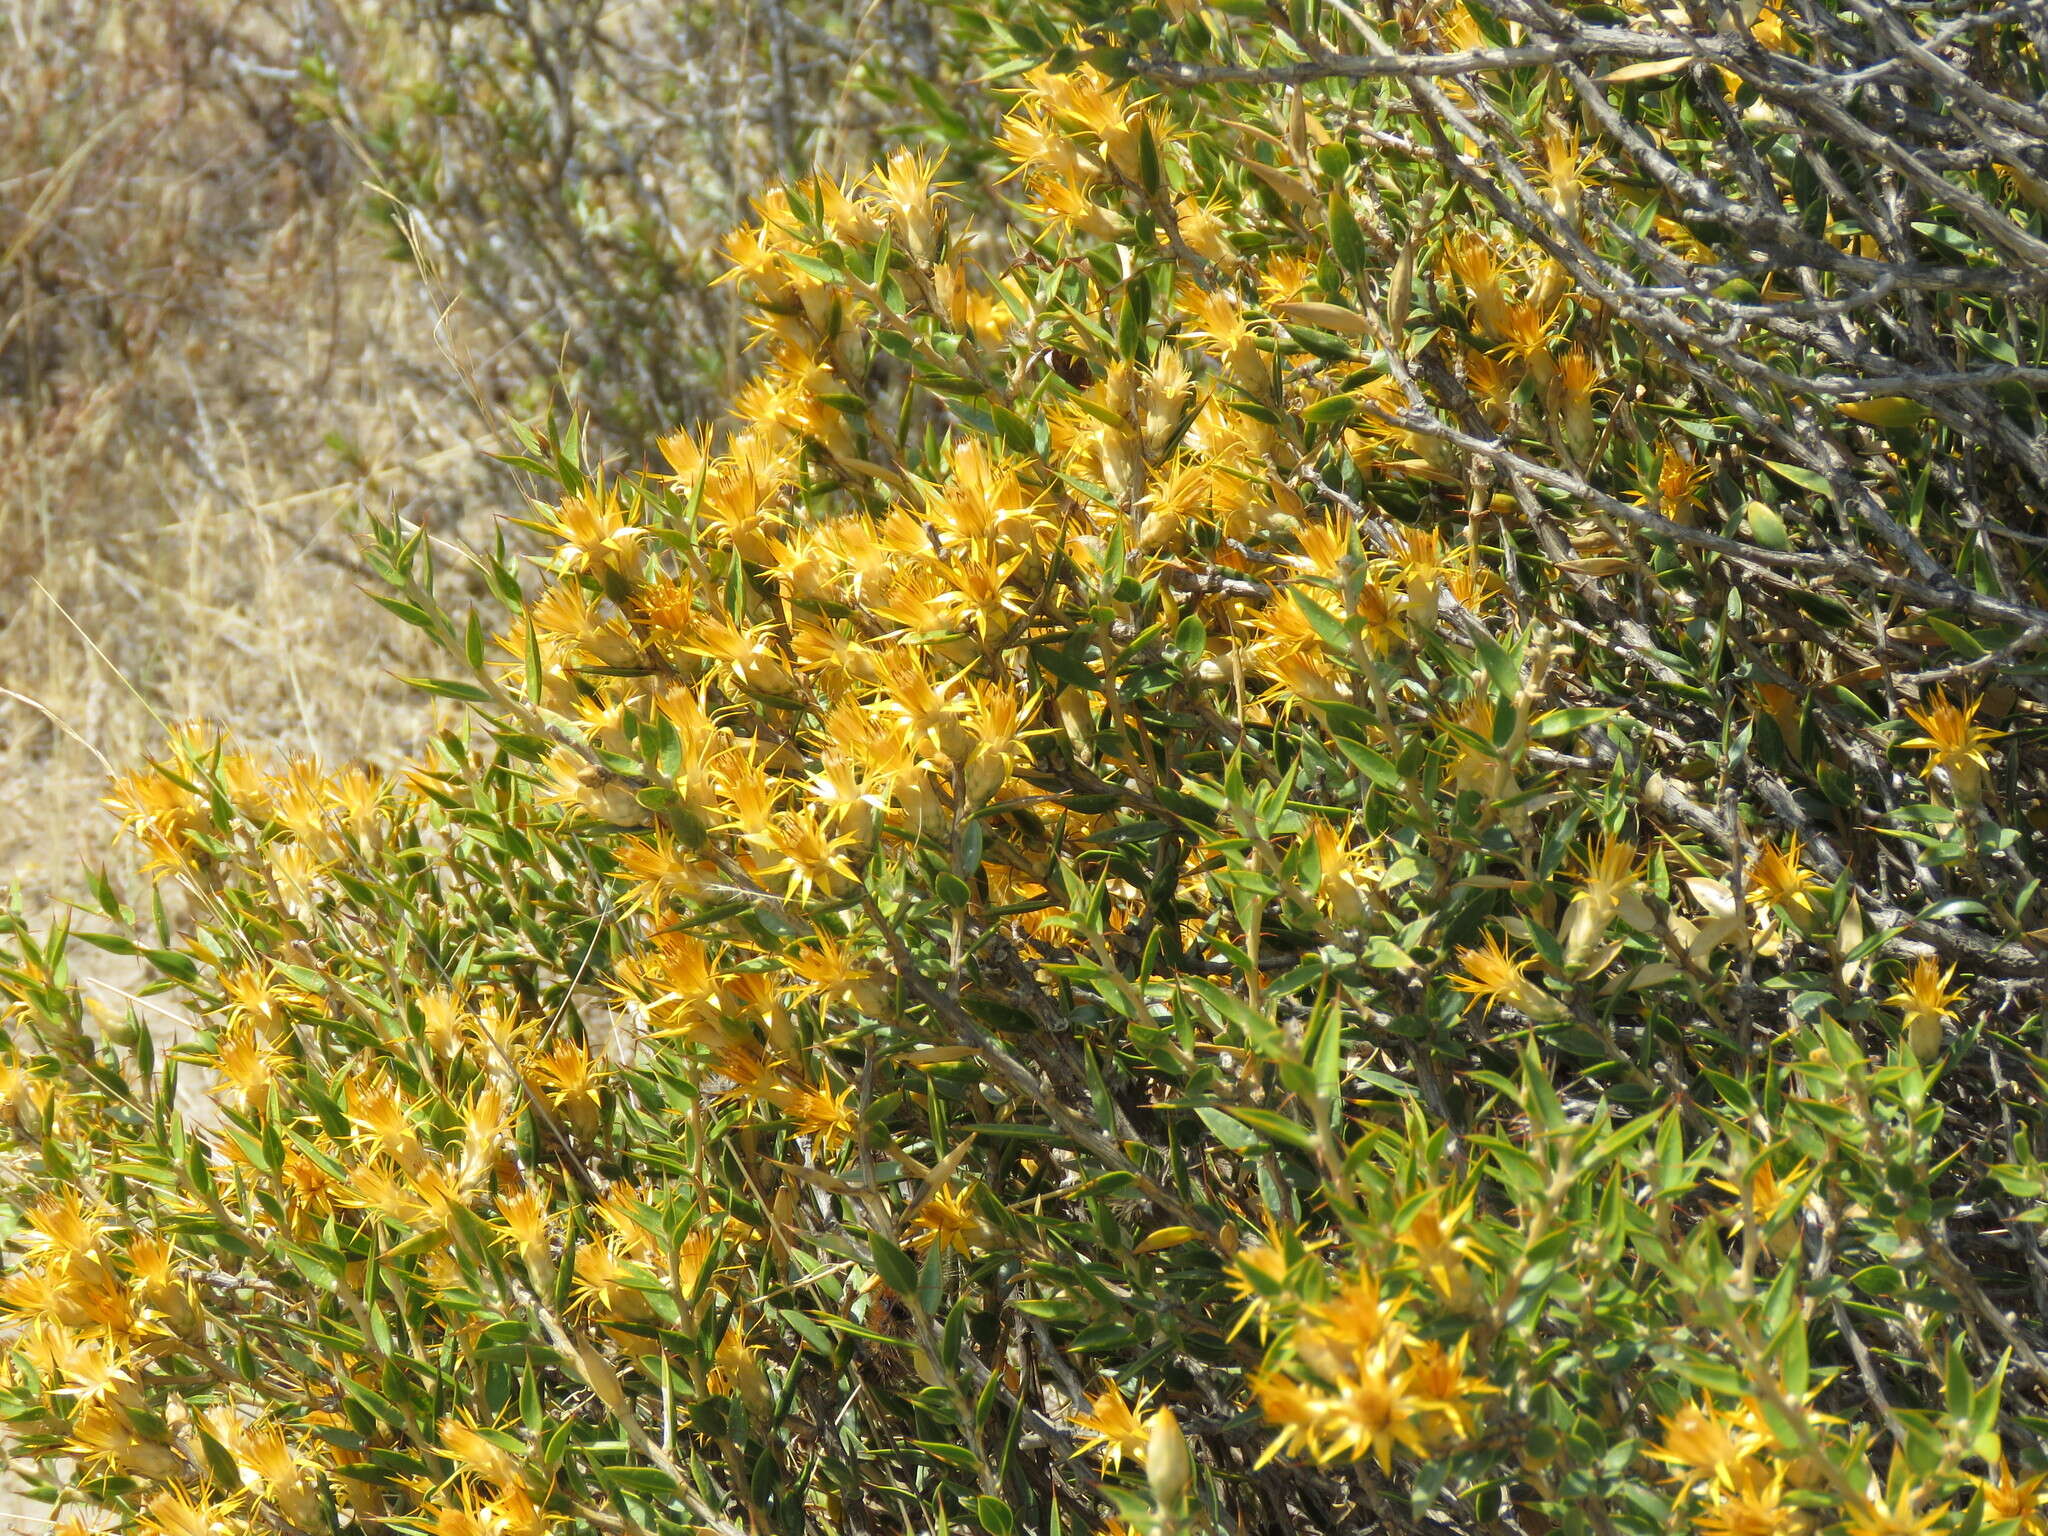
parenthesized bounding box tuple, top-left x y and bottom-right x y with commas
(1145, 1407, 1191, 1512)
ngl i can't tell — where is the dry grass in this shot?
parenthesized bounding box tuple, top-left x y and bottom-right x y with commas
(0, 0, 528, 911)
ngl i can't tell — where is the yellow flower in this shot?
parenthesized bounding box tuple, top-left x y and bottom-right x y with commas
(1645, 1399, 1766, 1496)
(993, 103, 1078, 183)
(1552, 347, 1603, 463)
(710, 1322, 775, 1420)
(68, 1403, 186, 1482)
(784, 934, 879, 1013)
(50, 1334, 143, 1413)
(688, 617, 798, 698)
(1257, 252, 1316, 311)
(19, 1189, 112, 1277)
(209, 1020, 287, 1117)
(1224, 1236, 1298, 1341)
(907, 1181, 988, 1257)
(137, 1490, 247, 1536)
(440, 1414, 526, 1490)
(1642, 443, 1712, 524)
(1708, 1159, 1810, 1260)
(1305, 1270, 1405, 1358)
(656, 425, 709, 488)
(1071, 1377, 1155, 1471)
(127, 1235, 197, 1336)
(963, 682, 1035, 804)
(219, 964, 319, 1032)
(1494, 300, 1558, 388)
(1304, 1347, 1431, 1472)
(1980, 1457, 2048, 1534)
(103, 764, 208, 874)
(234, 1421, 326, 1527)
(1692, 1459, 1809, 1536)
(1396, 1193, 1485, 1302)
(1450, 932, 1564, 1021)
(759, 807, 860, 903)
(1310, 821, 1385, 927)
(1402, 1337, 1494, 1444)
(1885, 955, 1964, 1061)
(525, 1039, 608, 1140)
(495, 1185, 554, 1269)
(1743, 836, 1823, 925)
(1029, 172, 1123, 243)
(867, 146, 951, 263)
(572, 1238, 655, 1323)
(1900, 691, 2003, 803)
(1561, 835, 1640, 971)
(1173, 191, 1238, 266)
(347, 1070, 425, 1170)
(1248, 1360, 1323, 1462)
(1540, 129, 1591, 224)
(612, 827, 711, 914)
(542, 748, 646, 827)
(1842, 1485, 1944, 1536)
(1443, 232, 1512, 341)
(782, 1079, 860, 1150)
(529, 478, 644, 575)
(481, 1483, 562, 1536)
(1378, 524, 1458, 619)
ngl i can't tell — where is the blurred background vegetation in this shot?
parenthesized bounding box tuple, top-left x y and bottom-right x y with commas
(0, 0, 952, 908)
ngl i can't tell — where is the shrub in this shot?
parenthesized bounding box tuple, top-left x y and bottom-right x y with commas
(3, 3, 2047, 1536)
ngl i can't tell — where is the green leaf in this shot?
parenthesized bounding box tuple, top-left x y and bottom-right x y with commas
(1301, 393, 1358, 427)
(1744, 500, 1793, 550)
(912, 1440, 983, 1472)
(1329, 191, 1369, 272)
(1306, 997, 1343, 1103)
(1532, 707, 1619, 739)
(1287, 586, 1353, 653)
(1282, 324, 1357, 360)
(1183, 977, 1284, 1058)
(1195, 1106, 1262, 1151)
(1331, 736, 1402, 789)
(869, 1235, 921, 1300)
(1470, 628, 1521, 702)
(1762, 461, 1832, 496)
(1224, 1106, 1318, 1153)
(400, 676, 494, 705)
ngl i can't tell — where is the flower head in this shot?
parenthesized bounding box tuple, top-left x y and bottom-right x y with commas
(907, 1181, 988, 1257)
(1744, 837, 1823, 925)
(1885, 955, 1964, 1061)
(1693, 1459, 1809, 1536)
(1645, 1399, 1767, 1497)
(1900, 691, 2003, 803)
(1450, 932, 1564, 1021)
(1561, 835, 1639, 971)
(1979, 1458, 2048, 1533)
(1070, 1377, 1155, 1472)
